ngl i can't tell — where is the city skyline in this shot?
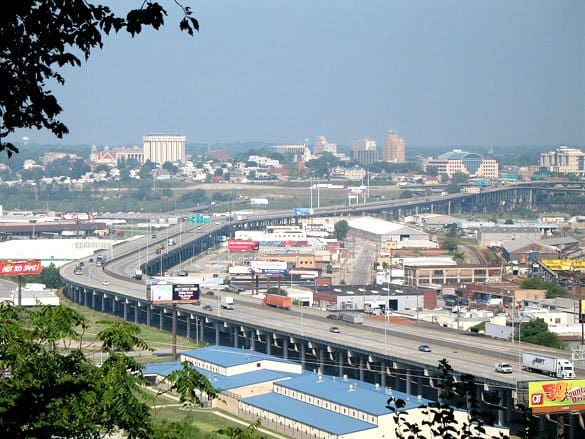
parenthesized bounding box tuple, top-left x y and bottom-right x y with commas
(6, 0, 585, 149)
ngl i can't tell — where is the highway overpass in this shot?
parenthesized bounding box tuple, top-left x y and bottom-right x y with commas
(60, 184, 585, 435)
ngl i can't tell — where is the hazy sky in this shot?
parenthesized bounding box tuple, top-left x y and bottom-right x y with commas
(12, 0, 585, 148)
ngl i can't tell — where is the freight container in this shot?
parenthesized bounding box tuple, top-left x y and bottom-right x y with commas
(262, 294, 292, 310)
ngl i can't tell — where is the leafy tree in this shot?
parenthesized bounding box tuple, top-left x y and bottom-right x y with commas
(387, 359, 507, 439)
(1, 1, 199, 157)
(520, 278, 567, 298)
(399, 189, 415, 199)
(504, 218, 514, 225)
(162, 161, 179, 175)
(305, 152, 341, 179)
(214, 167, 224, 176)
(140, 160, 158, 179)
(178, 188, 207, 205)
(517, 317, 565, 349)
(0, 303, 217, 438)
(24, 263, 64, 289)
(451, 172, 469, 185)
(334, 220, 349, 241)
(217, 420, 263, 439)
(441, 237, 458, 252)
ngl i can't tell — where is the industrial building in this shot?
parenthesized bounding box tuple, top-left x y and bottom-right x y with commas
(477, 224, 558, 246)
(404, 265, 502, 288)
(142, 345, 508, 439)
(143, 133, 186, 165)
(347, 217, 428, 244)
(501, 237, 559, 263)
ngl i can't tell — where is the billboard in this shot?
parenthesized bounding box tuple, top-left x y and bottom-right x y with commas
(0, 259, 43, 276)
(227, 240, 259, 252)
(528, 379, 585, 414)
(250, 261, 288, 271)
(147, 282, 200, 304)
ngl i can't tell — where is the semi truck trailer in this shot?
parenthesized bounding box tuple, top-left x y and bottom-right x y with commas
(522, 352, 575, 379)
(262, 294, 292, 310)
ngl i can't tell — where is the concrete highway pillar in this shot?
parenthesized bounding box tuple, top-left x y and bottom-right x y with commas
(146, 306, 151, 327)
(101, 294, 106, 312)
(250, 331, 256, 350)
(282, 337, 288, 359)
(359, 357, 364, 382)
(91, 292, 96, 309)
(159, 309, 164, 330)
(430, 204, 434, 214)
(448, 201, 452, 215)
(233, 327, 238, 348)
(267, 334, 272, 356)
(300, 342, 306, 370)
(417, 375, 424, 397)
(569, 413, 576, 439)
(380, 361, 386, 388)
(200, 318, 205, 343)
(538, 414, 545, 436)
(123, 301, 128, 321)
(505, 390, 512, 422)
(497, 389, 504, 426)
(134, 303, 139, 324)
(337, 351, 343, 377)
(215, 322, 220, 345)
(84, 290, 88, 307)
(186, 315, 191, 339)
(319, 348, 324, 373)
(405, 369, 412, 395)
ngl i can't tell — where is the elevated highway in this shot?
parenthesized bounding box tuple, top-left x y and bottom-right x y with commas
(60, 182, 585, 433)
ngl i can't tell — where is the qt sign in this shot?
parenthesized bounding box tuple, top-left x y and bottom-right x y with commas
(0, 259, 43, 276)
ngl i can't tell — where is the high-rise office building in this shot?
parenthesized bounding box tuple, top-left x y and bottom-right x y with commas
(540, 146, 585, 175)
(143, 134, 186, 164)
(382, 130, 406, 162)
(313, 136, 337, 156)
(351, 138, 378, 165)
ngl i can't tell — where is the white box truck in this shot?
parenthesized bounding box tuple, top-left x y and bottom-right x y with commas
(522, 352, 575, 379)
(220, 296, 234, 310)
(341, 313, 364, 324)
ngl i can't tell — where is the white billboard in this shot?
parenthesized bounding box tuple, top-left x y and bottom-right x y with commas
(250, 261, 287, 271)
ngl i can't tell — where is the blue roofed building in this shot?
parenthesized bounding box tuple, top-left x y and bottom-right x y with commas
(142, 346, 509, 438)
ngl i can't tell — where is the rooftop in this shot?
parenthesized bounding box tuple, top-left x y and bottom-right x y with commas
(181, 345, 298, 369)
(277, 372, 432, 416)
(241, 392, 377, 435)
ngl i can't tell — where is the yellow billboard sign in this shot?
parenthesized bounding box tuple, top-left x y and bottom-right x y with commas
(528, 379, 585, 414)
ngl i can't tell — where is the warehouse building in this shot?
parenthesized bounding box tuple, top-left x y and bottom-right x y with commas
(143, 346, 508, 439)
(347, 217, 428, 245)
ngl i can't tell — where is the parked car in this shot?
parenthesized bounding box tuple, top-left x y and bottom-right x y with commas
(151, 234, 157, 239)
(329, 326, 340, 333)
(203, 305, 213, 311)
(418, 344, 432, 352)
(206, 291, 215, 296)
(326, 314, 338, 320)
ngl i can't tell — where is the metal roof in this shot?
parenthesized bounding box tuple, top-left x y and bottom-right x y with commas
(501, 237, 557, 253)
(241, 392, 377, 435)
(181, 345, 297, 368)
(277, 372, 431, 416)
(142, 361, 293, 391)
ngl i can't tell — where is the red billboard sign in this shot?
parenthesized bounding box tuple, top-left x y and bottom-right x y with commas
(0, 259, 43, 276)
(227, 240, 259, 252)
